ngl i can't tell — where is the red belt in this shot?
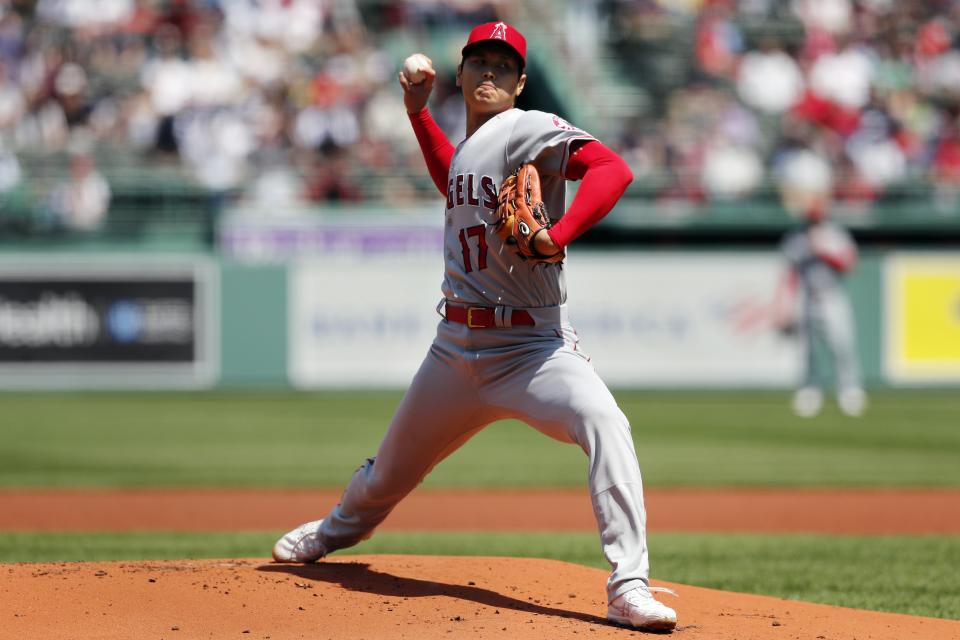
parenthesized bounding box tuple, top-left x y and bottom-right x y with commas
(445, 305, 535, 329)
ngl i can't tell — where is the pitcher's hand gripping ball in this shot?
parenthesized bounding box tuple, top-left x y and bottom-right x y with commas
(402, 53, 432, 84)
(495, 164, 563, 264)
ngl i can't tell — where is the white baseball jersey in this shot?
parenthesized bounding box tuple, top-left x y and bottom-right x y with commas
(780, 221, 856, 306)
(442, 108, 594, 308)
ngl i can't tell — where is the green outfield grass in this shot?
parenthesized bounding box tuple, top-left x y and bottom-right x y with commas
(1, 531, 957, 620)
(1, 390, 958, 488)
(2, 390, 957, 621)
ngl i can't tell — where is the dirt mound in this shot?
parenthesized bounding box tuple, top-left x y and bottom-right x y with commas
(2, 555, 957, 640)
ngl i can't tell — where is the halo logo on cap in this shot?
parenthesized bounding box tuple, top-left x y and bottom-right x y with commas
(462, 21, 527, 66)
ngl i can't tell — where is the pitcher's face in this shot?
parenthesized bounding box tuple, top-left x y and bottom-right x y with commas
(457, 43, 526, 116)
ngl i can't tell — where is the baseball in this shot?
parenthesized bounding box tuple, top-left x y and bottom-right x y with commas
(402, 53, 432, 84)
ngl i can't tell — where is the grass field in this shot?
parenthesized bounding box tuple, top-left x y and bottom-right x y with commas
(1, 389, 958, 487)
(1, 389, 958, 620)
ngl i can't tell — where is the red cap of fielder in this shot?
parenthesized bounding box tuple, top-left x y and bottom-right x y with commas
(462, 21, 527, 66)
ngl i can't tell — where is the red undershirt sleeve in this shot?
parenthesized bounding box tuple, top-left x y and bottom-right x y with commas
(408, 108, 456, 196)
(548, 140, 634, 249)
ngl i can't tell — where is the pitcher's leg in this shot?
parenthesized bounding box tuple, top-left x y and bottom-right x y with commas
(486, 346, 649, 602)
(321, 344, 492, 552)
(591, 448, 649, 602)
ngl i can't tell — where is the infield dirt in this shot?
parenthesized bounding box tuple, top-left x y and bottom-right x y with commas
(2, 488, 959, 639)
(2, 487, 960, 533)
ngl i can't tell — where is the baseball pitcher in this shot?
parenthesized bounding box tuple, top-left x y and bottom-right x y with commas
(272, 21, 677, 631)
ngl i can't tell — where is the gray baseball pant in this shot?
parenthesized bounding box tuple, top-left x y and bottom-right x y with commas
(318, 314, 651, 602)
(802, 291, 862, 393)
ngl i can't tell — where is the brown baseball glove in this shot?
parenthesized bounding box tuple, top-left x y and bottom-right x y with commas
(494, 163, 564, 264)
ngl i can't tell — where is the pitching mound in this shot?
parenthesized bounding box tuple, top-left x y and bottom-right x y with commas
(3, 555, 957, 640)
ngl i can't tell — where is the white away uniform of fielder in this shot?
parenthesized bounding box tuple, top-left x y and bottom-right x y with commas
(316, 108, 653, 602)
(781, 222, 864, 401)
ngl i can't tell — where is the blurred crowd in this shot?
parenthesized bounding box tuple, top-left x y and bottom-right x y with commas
(3, 0, 960, 235)
(607, 0, 960, 215)
(0, 0, 503, 233)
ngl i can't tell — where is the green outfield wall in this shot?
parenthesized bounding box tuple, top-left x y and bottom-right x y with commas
(219, 261, 287, 387)
(0, 250, 955, 389)
(847, 253, 883, 387)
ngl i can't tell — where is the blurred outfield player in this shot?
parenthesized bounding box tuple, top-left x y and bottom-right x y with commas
(772, 150, 867, 418)
(272, 21, 678, 632)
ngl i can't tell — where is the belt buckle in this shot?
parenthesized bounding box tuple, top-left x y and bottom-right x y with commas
(466, 306, 485, 328)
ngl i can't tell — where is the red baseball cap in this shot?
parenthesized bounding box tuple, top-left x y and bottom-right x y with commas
(462, 21, 526, 66)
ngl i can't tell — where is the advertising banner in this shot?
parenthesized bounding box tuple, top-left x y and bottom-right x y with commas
(290, 251, 799, 388)
(884, 253, 960, 383)
(289, 254, 442, 388)
(564, 252, 800, 387)
(0, 256, 217, 388)
(220, 209, 443, 262)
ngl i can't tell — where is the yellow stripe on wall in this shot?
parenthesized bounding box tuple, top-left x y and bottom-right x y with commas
(885, 254, 960, 383)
